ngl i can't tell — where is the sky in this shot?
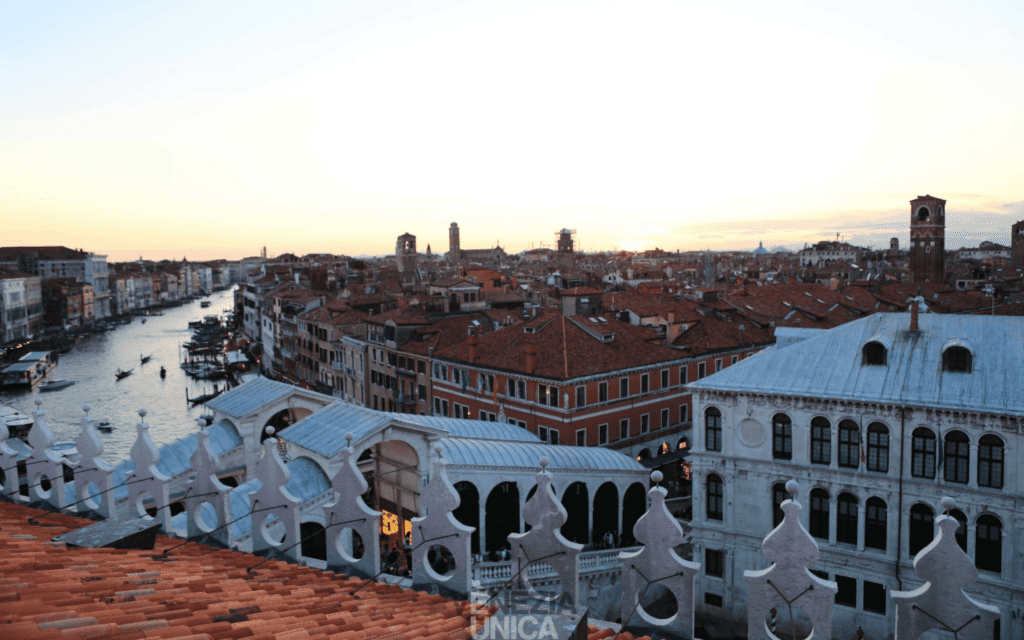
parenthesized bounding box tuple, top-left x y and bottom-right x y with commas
(2, 0, 1023, 262)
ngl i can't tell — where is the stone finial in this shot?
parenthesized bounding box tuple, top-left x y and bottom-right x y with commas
(785, 479, 799, 496)
(28, 400, 55, 452)
(744, 480, 837, 640)
(539, 456, 549, 469)
(344, 432, 354, 447)
(940, 496, 956, 512)
(508, 462, 583, 606)
(325, 443, 379, 579)
(83, 404, 90, 415)
(35, 398, 42, 408)
(651, 470, 663, 485)
(138, 408, 147, 418)
(892, 508, 1000, 640)
(620, 479, 699, 639)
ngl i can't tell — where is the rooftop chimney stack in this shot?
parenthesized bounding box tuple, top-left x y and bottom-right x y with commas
(910, 299, 919, 332)
(525, 342, 538, 374)
(468, 331, 478, 363)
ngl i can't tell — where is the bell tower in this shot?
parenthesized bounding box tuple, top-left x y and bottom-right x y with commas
(909, 195, 945, 283)
(448, 222, 461, 263)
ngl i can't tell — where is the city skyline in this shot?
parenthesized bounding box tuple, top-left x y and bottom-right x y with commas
(3, 0, 1023, 262)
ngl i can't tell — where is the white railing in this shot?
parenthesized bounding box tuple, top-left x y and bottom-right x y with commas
(472, 547, 639, 585)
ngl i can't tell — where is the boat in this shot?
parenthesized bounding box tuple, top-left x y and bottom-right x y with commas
(115, 368, 133, 380)
(96, 420, 113, 432)
(0, 351, 56, 388)
(140, 354, 152, 364)
(38, 379, 75, 392)
(141, 318, 146, 324)
(160, 366, 167, 379)
(200, 301, 212, 308)
(1, 405, 33, 440)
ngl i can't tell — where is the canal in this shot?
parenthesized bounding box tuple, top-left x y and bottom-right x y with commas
(0, 288, 239, 462)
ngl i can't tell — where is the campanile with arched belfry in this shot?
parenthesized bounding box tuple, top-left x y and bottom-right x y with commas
(909, 194, 946, 284)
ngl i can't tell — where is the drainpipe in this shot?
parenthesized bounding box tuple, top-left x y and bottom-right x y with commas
(895, 406, 905, 591)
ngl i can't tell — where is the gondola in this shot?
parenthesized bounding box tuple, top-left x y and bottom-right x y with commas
(115, 368, 133, 380)
(140, 354, 152, 364)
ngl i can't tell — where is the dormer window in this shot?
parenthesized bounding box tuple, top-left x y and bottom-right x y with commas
(863, 341, 887, 366)
(943, 346, 972, 373)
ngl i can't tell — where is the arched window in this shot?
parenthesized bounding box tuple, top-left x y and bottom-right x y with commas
(976, 514, 1002, 574)
(978, 434, 1004, 489)
(944, 431, 969, 484)
(909, 503, 934, 557)
(809, 488, 829, 540)
(838, 419, 859, 469)
(677, 437, 689, 451)
(863, 341, 887, 365)
(866, 423, 889, 473)
(772, 482, 787, 528)
(917, 206, 930, 221)
(705, 407, 722, 452)
(865, 497, 887, 551)
(949, 508, 968, 553)
(706, 474, 723, 521)
(942, 346, 972, 373)
(836, 493, 858, 545)
(772, 414, 792, 461)
(911, 427, 936, 479)
(810, 417, 831, 465)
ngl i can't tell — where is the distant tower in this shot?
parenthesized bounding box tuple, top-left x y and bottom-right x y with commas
(556, 228, 576, 253)
(396, 233, 417, 275)
(909, 195, 946, 283)
(261, 246, 267, 259)
(888, 237, 899, 261)
(448, 222, 461, 263)
(1012, 220, 1024, 267)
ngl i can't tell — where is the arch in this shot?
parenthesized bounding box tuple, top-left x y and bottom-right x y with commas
(658, 442, 670, 456)
(453, 481, 480, 554)
(862, 341, 887, 365)
(942, 345, 973, 373)
(485, 482, 520, 553)
(560, 482, 589, 545)
(911, 427, 936, 478)
(866, 422, 889, 473)
(771, 482, 787, 528)
(917, 206, 930, 221)
(809, 488, 829, 540)
(836, 492, 858, 545)
(261, 406, 315, 441)
(978, 434, 1004, 489)
(771, 413, 792, 460)
(676, 437, 689, 451)
(621, 483, 647, 546)
(705, 406, 722, 452)
(300, 521, 327, 561)
(909, 503, 934, 557)
(592, 482, 619, 547)
(943, 430, 970, 484)
(976, 514, 1002, 574)
(636, 448, 652, 461)
(706, 474, 723, 522)
(865, 497, 887, 551)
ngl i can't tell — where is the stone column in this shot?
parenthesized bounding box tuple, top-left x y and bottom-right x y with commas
(968, 443, 979, 489)
(828, 492, 837, 545)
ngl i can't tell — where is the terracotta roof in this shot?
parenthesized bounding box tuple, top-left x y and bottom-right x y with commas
(0, 502, 652, 640)
(561, 286, 602, 296)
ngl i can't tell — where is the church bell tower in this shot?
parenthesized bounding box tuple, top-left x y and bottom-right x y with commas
(909, 195, 945, 284)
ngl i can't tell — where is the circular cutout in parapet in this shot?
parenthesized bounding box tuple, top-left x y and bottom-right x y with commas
(738, 418, 765, 447)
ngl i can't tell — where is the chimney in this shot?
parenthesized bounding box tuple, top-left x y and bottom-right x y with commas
(468, 330, 478, 363)
(909, 300, 919, 331)
(525, 342, 538, 374)
(830, 277, 838, 291)
(294, 273, 300, 284)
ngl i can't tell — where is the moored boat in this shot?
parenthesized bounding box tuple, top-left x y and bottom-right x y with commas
(38, 379, 75, 392)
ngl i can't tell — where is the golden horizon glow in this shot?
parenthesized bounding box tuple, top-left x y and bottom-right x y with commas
(2, 1, 1023, 262)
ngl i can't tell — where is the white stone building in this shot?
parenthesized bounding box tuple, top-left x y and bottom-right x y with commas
(688, 312, 1022, 640)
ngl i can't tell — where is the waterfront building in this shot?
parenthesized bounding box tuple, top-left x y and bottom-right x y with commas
(688, 309, 1023, 639)
(0, 246, 111, 319)
(0, 267, 37, 341)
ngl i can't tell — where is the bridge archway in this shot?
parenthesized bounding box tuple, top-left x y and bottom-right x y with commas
(486, 482, 520, 553)
(593, 482, 619, 546)
(453, 481, 480, 554)
(622, 482, 647, 546)
(560, 482, 589, 545)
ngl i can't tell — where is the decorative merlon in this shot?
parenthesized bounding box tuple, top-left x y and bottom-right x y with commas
(72, 404, 115, 519)
(250, 427, 301, 561)
(125, 409, 173, 533)
(324, 432, 380, 579)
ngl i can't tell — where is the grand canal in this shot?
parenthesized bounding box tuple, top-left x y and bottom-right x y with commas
(0, 288, 239, 462)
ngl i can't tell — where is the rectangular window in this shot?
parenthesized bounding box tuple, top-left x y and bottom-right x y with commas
(576, 429, 587, 447)
(620, 377, 629, 398)
(661, 369, 669, 388)
(539, 384, 548, 406)
(453, 368, 461, 385)
(863, 581, 886, 615)
(517, 380, 526, 400)
(549, 430, 559, 445)
(772, 421, 791, 460)
(660, 408, 670, 429)
(912, 433, 936, 478)
(418, 384, 427, 400)
(640, 374, 649, 393)
(704, 593, 723, 607)
(576, 386, 586, 408)
(811, 422, 831, 465)
(865, 500, 887, 551)
(640, 414, 650, 433)
(839, 425, 859, 468)
(867, 428, 889, 472)
(705, 549, 724, 578)
(680, 404, 688, 423)
(539, 426, 548, 442)
(731, 355, 738, 365)
(835, 575, 856, 608)
(598, 382, 608, 402)
(598, 423, 608, 445)
(978, 439, 1004, 489)
(698, 362, 706, 379)
(620, 419, 629, 440)
(714, 358, 722, 372)
(680, 366, 688, 384)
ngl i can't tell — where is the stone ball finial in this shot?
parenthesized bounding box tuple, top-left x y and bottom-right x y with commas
(539, 456, 550, 469)
(785, 479, 799, 496)
(266, 426, 276, 436)
(35, 398, 42, 407)
(651, 470, 663, 484)
(83, 404, 90, 414)
(138, 408, 147, 418)
(433, 443, 443, 455)
(345, 432, 354, 444)
(196, 418, 206, 428)
(940, 496, 956, 512)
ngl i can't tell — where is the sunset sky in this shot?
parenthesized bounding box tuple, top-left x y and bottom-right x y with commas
(3, 1, 1023, 262)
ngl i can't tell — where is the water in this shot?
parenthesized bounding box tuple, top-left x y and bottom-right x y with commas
(0, 288, 238, 462)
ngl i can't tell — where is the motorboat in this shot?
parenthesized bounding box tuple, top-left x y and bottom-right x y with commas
(140, 354, 152, 364)
(1, 405, 33, 440)
(115, 368, 133, 380)
(96, 420, 113, 432)
(38, 379, 75, 392)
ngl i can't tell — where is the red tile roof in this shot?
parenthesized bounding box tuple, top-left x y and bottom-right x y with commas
(0, 502, 652, 640)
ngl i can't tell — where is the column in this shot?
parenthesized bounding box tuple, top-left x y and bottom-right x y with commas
(478, 490, 487, 554)
(857, 500, 866, 552)
(830, 425, 838, 470)
(828, 493, 837, 545)
(968, 443, 979, 489)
